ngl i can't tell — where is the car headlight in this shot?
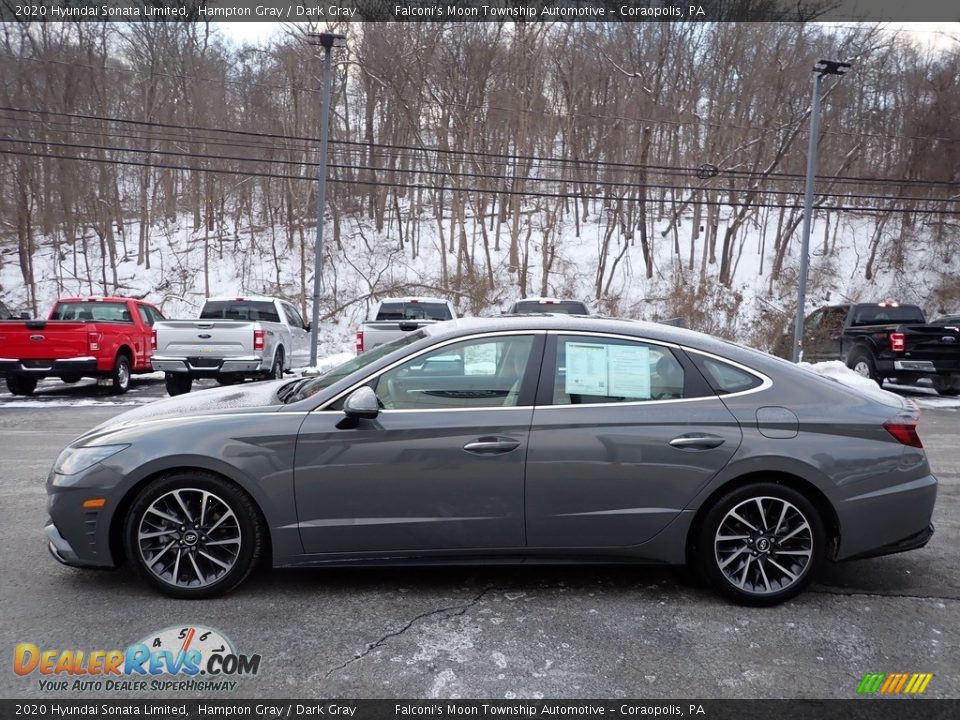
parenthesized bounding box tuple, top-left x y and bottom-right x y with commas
(54, 444, 129, 476)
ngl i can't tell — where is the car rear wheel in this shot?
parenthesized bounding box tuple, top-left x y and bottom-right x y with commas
(695, 482, 825, 606)
(6, 375, 37, 396)
(110, 354, 131, 395)
(932, 376, 960, 397)
(846, 350, 881, 386)
(164, 372, 192, 396)
(124, 472, 264, 599)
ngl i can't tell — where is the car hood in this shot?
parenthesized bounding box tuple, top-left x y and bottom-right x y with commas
(80, 380, 288, 440)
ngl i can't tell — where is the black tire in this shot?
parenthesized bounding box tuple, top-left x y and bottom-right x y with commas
(216, 377, 240, 386)
(932, 376, 960, 397)
(5, 375, 38, 396)
(268, 348, 284, 380)
(846, 349, 881, 386)
(109, 354, 131, 395)
(694, 482, 826, 606)
(164, 372, 193, 396)
(123, 471, 265, 599)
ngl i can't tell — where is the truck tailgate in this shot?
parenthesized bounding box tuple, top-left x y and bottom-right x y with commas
(155, 321, 257, 358)
(904, 325, 960, 365)
(361, 320, 436, 350)
(0, 321, 91, 360)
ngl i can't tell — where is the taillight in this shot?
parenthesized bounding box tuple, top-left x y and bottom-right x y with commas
(150, 330, 157, 351)
(87, 331, 100, 352)
(253, 330, 265, 351)
(890, 332, 905, 352)
(355, 331, 364, 353)
(883, 420, 923, 448)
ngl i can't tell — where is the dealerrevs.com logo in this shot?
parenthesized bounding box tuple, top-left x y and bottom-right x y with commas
(14, 625, 260, 693)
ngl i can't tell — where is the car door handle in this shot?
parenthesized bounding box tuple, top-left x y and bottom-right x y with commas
(669, 434, 726, 450)
(463, 437, 521, 454)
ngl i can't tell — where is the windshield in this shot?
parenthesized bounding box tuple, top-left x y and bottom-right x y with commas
(283, 330, 428, 404)
(511, 301, 588, 315)
(850, 305, 924, 326)
(376, 302, 452, 321)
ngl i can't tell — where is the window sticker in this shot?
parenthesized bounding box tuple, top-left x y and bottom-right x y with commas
(565, 342, 609, 395)
(608, 344, 652, 398)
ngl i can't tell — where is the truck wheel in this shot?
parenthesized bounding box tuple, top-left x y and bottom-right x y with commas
(110, 355, 131, 395)
(165, 372, 193, 397)
(846, 350, 881, 386)
(6, 375, 38, 396)
(268, 349, 284, 380)
(932, 376, 960, 397)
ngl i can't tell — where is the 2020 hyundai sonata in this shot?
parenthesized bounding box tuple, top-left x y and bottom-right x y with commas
(44, 316, 937, 605)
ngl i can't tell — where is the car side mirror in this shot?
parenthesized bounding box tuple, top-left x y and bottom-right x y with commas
(343, 386, 380, 420)
(19, 312, 30, 320)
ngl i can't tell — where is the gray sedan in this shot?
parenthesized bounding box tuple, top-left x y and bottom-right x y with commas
(44, 316, 937, 605)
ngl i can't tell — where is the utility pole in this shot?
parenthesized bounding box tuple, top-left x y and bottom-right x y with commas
(307, 31, 346, 368)
(792, 59, 851, 363)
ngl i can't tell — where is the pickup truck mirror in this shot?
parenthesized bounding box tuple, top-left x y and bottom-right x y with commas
(19, 312, 30, 320)
(304, 322, 311, 333)
(342, 386, 380, 420)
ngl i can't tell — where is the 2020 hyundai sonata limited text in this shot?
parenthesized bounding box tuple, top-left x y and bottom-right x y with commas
(44, 316, 937, 605)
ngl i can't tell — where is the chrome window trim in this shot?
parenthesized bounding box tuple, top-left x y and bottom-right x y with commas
(318, 330, 546, 412)
(316, 328, 772, 414)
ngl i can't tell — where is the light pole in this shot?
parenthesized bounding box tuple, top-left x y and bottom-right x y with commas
(307, 31, 346, 368)
(792, 59, 851, 363)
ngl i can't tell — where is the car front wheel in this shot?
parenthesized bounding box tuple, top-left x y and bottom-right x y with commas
(695, 482, 825, 606)
(124, 472, 264, 599)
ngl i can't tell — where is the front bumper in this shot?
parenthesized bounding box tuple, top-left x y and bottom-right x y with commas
(44, 520, 112, 569)
(152, 356, 267, 375)
(0, 357, 99, 376)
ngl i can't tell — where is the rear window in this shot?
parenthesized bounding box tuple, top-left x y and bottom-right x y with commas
(510, 301, 588, 315)
(52, 302, 132, 322)
(200, 301, 281, 323)
(850, 305, 924, 326)
(697, 357, 763, 395)
(376, 302, 452, 321)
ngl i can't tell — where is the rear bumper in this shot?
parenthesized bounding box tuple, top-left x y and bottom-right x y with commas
(834, 473, 937, 561)
(0, 356, 99, 376)
(152, 356, 267, 375)
(879, 359, 960, 375)
(843, 524, 934, 561)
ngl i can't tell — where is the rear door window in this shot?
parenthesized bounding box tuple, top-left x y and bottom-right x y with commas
(696, 357, 764, 395)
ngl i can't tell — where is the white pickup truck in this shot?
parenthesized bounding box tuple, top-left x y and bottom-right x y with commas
(152, 296, 312, 395)
(356, 297, 457, 353)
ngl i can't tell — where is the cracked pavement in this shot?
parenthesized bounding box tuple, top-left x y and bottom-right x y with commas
(1, 404, 957, 699)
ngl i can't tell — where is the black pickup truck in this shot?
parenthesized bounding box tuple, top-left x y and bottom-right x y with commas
(800, 302, 960, 396)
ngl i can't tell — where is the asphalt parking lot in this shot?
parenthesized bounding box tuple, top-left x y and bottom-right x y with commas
(1, 378, 957, 699)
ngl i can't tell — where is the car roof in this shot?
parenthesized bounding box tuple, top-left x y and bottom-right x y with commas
(57, 297, 147, 304)
(206, 296, 280, 303)
(422, 314, 729, 351)
(378, 297, 450, 304)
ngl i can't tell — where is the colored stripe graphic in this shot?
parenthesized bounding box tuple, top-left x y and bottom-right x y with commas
(858, 672, 932, 695)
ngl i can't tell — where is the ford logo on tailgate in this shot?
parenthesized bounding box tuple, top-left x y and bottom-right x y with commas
(29, 334, 45, 342)
(197, 334, 212, 339)
(942, 336, 957, 343)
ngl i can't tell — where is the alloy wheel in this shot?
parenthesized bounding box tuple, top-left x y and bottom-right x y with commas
(137, 488, 242, 588)
(713, 495, 813, 596)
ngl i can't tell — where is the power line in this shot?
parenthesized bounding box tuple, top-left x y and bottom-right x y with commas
(3, 105, 958, 190)
(2, 145, 958, 216)
(4, 134, 959, 206)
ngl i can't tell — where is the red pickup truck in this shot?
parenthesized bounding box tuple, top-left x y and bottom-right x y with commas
(0, 297, 165, 396)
